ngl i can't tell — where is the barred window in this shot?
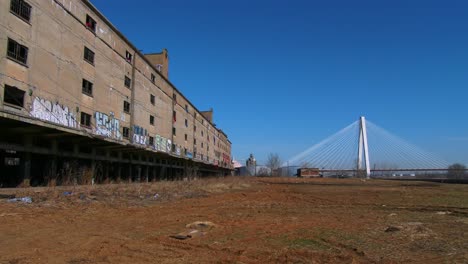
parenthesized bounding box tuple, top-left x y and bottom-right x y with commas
(123, 101, 130, 113)
(7, 38, 28, 65)
(10, 0, 31, 22)
(80, 112, 91, 127)
(82, 79, 93, 96)
(84, 47, 94, 65)
(124, 76, 131, 88)
(123, 127, 130, 138)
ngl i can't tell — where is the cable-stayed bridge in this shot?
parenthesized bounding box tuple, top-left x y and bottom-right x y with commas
(283, 117, 454, 179)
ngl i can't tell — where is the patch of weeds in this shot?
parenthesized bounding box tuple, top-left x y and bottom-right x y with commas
(288, 238, 331, 250)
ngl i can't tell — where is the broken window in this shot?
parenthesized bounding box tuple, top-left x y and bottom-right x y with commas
(86, 14, 96, 32)
(124, 76, 131, 88)
(80, 112, 91, 127)
(123, 127, 130, 138)
(82, 79, 93, 96)
(7, 38, 28, 65)
(123, 100, 130, 113)
(10, 0, 31, 22)
(125, 50, 132, 63)
(3, 85, 25, 108)
(83, 46, 94, 65)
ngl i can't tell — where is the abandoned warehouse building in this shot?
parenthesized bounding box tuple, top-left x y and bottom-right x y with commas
(0, 0, 233, 187)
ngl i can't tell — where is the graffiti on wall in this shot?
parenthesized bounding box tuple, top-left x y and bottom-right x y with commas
(30, 97, 78, 128)
(167, 139, 172, 153)
(94, 112, 121, 140)
(155, 135, 169, 152)
(133, 125, 148, 145)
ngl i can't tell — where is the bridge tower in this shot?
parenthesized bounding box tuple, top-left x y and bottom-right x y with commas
(357, 116, 371, 179)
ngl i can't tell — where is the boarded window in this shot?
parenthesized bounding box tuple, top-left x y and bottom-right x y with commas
(3, 85, 25, 107)
(10, 0, 31, 22)
(7, 38, 28, 65)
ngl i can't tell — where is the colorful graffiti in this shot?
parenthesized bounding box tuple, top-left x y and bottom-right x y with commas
(94, 112, 121, 140)
(155, 135, 169, 152)
(30, 97, 77, 128)
(133, 125, 148, 145)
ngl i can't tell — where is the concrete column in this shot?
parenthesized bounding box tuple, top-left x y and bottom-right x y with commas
(22, 152, 31, 187)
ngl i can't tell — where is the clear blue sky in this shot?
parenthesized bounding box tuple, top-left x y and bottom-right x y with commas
(92, 0, 468, 166)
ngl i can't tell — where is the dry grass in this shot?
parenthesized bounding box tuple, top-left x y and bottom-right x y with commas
(4, 176, 252, 207)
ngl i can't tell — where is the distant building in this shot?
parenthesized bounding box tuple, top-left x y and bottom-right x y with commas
(0, 0, 232, 187)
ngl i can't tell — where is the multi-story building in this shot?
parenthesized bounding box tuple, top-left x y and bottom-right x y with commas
(0, 0, 232, 187)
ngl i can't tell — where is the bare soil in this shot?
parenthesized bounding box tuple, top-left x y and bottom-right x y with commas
(0, 177, 467, 263)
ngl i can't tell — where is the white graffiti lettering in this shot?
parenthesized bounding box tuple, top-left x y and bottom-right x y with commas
(94, 112, 122, 140)
(30, 97, 77, 128)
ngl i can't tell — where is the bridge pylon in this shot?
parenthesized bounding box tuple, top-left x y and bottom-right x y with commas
(357, 116, 371, 179)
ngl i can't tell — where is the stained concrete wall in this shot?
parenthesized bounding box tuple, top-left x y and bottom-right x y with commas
(0, 0, 232, 169)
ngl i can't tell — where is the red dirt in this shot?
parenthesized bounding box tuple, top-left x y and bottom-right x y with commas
(0, 177, 467, 263)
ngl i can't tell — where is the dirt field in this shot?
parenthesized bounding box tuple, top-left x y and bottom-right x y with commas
(0, 177, 467, 263)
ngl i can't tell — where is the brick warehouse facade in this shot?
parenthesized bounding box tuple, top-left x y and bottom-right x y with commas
(0, 0, 232, 187)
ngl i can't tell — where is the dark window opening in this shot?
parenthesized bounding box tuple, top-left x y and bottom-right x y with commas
(82, 79, 93, 96)
(151, 73, 155, 83)
(150, 115, 154, 125)
(201, 142, 204, 149)
(150, 94, 155, 105)
(185, 119, 188, 127)
(7, 38, 28, 65)
(172, 127, 176, 136)
(80, 112, 91, 127)
(4, 85, 25, 108)
(123, 101, 130, 113)
(10, 0, 31, 22)
(83, 47, 94, 65)
(172, 110, 176, 123)
(124, 76, 131, 88)
(123, 127, 130, 138)
(86, 14, 96, 32)
(194, 125, 197, 132)
(171, 144, 176, 152)
(172, 93, 177, 102)
(125, 50, 132, 63)
(184, 134, 188, 141)
(149, 136, 154, 146)
(185, 104, 188, 113)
